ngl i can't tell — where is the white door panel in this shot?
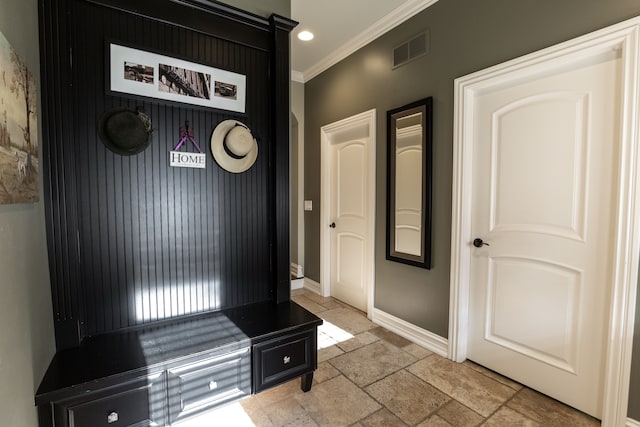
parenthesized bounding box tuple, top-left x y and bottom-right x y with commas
(468, 49, 621, 418)
(489, 92, 589, 239)
(331, 139, 368, 310)
(337, 143, 365, 218)
(486, 256, 581, 373)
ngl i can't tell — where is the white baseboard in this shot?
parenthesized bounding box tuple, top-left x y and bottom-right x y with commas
(627, 417, 640, 427)
(290, 262, 304, 278)
(291, 278, 304, 290)
(303, 277, 322, 295)
(372, 308, 448, 357)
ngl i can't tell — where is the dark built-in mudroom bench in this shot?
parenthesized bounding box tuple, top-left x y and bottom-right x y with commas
(35, 301, 322, 427)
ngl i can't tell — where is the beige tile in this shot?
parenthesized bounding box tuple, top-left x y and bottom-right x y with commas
(303, 291, 334, 305)
(436, 399, 484, 427)
(254, 378, 301, 406)
(369, 327, 412, 347)
(317, 330, 340, 349)
(336, 331, 380, 353)
(365, 370, 449, 425)
(403, 342, 434, 359)
(295, 375, 381, 426)
(483, 406, 539, 427)
(313, 361, 341, 384)
(359, 408, 408, 426)
(463, 360, 523, 391)
(416, 414, 454, 427)
(330, 341, 417, 387)
(239, 398, 275, 426)
(318, 343, 344, 362)
(319, 307, 376, 335)
(198, 399, 272, 426)
(320, 300, 345, 310)
(262, 395, 319, 426)
(506, 388, 600, 426)
(407, 356, 517, 417)
(318, 318, 360, 348)
(291, 288, 305, 297)
(293, 295, 328, 314)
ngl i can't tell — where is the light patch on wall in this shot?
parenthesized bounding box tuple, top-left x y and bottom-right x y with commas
(135, 281, 221, 322)
(364, 52, 388, 75)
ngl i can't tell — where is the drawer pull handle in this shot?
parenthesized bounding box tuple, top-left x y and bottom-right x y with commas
(107, 411, 119, 424)
(209, 380, 218, 390)
(283, 355, 291, 365)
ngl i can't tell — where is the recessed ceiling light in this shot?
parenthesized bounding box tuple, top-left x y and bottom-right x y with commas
(298, 30, 314, 41)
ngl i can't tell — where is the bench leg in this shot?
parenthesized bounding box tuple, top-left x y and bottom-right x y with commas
(301, 372, 313, 392)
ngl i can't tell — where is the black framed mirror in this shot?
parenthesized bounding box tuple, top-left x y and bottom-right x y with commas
(386, 97, 433, 269)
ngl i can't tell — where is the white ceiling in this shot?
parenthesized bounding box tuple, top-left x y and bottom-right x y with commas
(290, 0, 439, 83)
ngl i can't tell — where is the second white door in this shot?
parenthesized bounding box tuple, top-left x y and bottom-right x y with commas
(321, 110, 375, 313)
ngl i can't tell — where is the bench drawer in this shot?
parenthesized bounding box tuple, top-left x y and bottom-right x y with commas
(64, 373, 166, 427)
(167, 347, 251, 424)
(252, 329, 317, 393)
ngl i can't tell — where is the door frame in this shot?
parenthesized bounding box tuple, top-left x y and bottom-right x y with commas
(320, 109, 376, 316)
(448, 17, 640, 426)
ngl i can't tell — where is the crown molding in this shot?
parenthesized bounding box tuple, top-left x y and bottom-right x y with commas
(296, 0, 439, 83)
(291, 70, 305, 83)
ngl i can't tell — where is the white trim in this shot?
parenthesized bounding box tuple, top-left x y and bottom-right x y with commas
(291, 278, 304, 290)
(294, 0, 439, 82)
(290, 262, 304, 278)
(449, 16, 640, 427)
(372, 308, 448, 357)
(627, 418, 640, 427)
(320, 109, 376, 318)
(291, 70, 304, 83)
(303, 277, 322, 295)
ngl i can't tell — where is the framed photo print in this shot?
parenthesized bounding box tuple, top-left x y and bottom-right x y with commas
(108, 43, 246, 113)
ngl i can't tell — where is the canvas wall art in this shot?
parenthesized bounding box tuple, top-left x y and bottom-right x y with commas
(0, 31, 39, 204)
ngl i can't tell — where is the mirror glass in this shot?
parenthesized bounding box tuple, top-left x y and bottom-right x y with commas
(387, 98, 432, 269)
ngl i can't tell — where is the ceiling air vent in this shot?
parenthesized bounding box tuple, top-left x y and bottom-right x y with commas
(393, 30, 430, 69)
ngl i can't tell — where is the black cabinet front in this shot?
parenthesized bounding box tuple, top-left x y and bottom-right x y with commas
(36, 303, 322, 427)
(58, 373, 166, 427)
(167, 347, 251, 424)
(252, 329, 317, 393)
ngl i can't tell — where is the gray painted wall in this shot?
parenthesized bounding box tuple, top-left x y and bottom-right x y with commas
(303, 0, 640, 419)
(0, 0, 55, 425)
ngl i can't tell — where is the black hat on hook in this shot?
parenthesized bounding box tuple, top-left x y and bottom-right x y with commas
(98, 108, 152, 155)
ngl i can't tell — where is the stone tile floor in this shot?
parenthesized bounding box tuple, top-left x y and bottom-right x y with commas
(197, 289, 600, 426)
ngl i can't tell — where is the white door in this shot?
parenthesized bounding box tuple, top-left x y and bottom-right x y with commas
(321, 110, 376, 313)
(466, 49, 622, 418)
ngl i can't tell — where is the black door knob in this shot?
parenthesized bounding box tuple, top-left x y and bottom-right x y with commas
(473, 238, 489, 248)
(329, 222, 336, 228)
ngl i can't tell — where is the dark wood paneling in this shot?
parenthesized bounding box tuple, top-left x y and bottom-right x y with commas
(39, 0, 296, 347)
(87, 0, 272, 51)
(271, 16, 296, 303)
